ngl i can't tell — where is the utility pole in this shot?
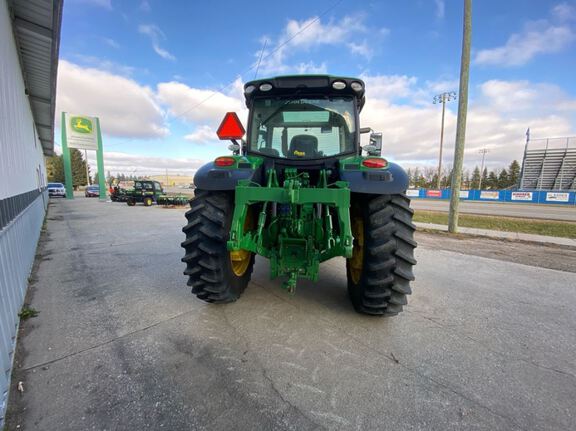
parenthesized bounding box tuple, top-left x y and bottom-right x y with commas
(448, 0, 472, 233)
(84, 149, 91, 185)
(478, 148, 489, 190)
(433, 92, 457, 189)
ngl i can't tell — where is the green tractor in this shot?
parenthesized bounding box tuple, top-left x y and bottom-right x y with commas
(181, 75, 416, 315)
(126, 180, 164, 206)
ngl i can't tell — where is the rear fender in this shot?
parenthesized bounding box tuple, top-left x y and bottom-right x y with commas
(340, 161, 409, 194)
(194, 162, 257, 191)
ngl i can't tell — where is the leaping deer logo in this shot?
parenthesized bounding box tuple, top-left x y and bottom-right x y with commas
(71, 117, 92, 133)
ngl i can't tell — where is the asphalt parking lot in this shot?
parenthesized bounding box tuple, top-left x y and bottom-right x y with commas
(6, 197, 576, 430)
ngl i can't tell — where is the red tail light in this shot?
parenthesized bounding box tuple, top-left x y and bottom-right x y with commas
(214, 156, 235, 167)
(362, 158, 388, 169)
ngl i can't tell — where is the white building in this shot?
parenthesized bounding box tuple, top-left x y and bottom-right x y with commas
(0, 0, 62, 425)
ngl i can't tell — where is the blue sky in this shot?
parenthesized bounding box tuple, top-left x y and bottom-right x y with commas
(55, 0, 576, 175)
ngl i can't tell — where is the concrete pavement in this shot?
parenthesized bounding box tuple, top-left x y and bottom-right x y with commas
(6, 198, 576, 430)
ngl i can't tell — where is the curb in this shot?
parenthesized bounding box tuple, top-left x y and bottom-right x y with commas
(415, 222, 576, 247)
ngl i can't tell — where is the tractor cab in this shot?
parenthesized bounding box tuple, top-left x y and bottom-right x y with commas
(244, 76, 366, 161)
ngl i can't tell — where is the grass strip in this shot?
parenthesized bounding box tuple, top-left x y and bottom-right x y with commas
(413, 210, 576, 239)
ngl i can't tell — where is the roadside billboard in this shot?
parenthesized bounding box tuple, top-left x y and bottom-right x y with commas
(546, 192, 570, 202)
(426, 190, 442, 197)
(480, 191, 500, 199)
(406, 189, 420, 197)
(511, 192, 533, 201)
(459, 190, 469, 198)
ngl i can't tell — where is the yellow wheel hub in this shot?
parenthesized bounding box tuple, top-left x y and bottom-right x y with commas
(229, 207, 254, 277)
(349, 216, 364, 284)
(230, 249, 251, 276)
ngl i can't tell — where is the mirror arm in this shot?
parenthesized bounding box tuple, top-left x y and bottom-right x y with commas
(228, 139, 241, 155)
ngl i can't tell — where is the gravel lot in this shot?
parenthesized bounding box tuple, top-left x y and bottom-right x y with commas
(6, 197, 576, 431)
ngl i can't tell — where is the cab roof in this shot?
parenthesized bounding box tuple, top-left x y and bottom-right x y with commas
(243, 75, 366, 111)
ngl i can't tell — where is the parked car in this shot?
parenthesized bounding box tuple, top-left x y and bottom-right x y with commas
(85, 185, 100, 197)
(47, 182, 65, 198)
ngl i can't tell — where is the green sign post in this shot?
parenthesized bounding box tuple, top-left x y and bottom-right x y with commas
(61, 112, 106, 201)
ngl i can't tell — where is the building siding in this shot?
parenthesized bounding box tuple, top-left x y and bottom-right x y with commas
(0, 0, 49, 425)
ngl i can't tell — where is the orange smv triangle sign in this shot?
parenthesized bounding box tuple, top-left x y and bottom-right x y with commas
(216, 112, 245, 140)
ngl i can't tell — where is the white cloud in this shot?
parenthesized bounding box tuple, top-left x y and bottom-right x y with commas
(256, 15, 370, 75)
(360, 74, 418, 100)
(359, 74, 576, 166)
(157, 78, 246, 126)
(434, 0, 445, 19)
(184, 125, 217, 143)
(85, 151, 205, 176)
(347, 40, 374, 60)
(55, 59, 576, 173)
(552, 2, 576, 21)
(101, 37, 120, 49)
(474, 5, 575, 66)
(138, 24, 176, 61)
(56, 60, 168, 138)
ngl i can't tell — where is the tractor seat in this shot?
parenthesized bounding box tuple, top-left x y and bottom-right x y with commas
(289, 135, 318, 158)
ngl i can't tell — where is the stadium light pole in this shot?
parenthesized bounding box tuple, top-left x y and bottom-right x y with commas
(478, 148, 489, 190)
(433, 91, 457, 190)
(448, 0, 472, 233)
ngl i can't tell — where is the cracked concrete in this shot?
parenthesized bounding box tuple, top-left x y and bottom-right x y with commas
(5, 198, 576, 430)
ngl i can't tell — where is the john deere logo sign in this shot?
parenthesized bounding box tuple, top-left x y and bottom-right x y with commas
(71, 117, 93, 134)
(64, 113, 98, 150)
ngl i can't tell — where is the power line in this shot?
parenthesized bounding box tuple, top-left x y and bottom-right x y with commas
(171, 0, 345, 120)
(254, 39, 268, 79)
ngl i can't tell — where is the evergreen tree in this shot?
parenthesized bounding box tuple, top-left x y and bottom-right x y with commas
(93, 171, 99, 185)
(498, 168, 508, 189)
(487, 170, 498, 189)
(463, 169, 471, 189)
(481, 167, 488, 189)
(508, 160, 521, 188)
(46, 155, 65, 183)
(70, 149, 89, 187)
(471, 166, 480, 189)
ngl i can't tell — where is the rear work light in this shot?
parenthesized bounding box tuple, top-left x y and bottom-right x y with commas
(214, 157, 235, 167)
(362, 158, 388, 169)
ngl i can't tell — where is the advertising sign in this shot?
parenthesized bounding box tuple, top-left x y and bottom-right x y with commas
(480, 191, 499, 200)
(426, 190, 442, 197)
(64, 113, 98, 150)
(511, 192, 533, 201)
(546, 192, 569, 202)
(459, 190, 469, 198)
(406, 189, 420, 197)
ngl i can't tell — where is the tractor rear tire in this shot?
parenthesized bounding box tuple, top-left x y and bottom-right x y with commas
(127, 198, 136, 206)
(181, 190, 254, 303)
(346, 194, 417, 316)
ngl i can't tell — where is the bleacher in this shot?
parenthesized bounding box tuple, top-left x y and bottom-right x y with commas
(519, 137, 576, 190)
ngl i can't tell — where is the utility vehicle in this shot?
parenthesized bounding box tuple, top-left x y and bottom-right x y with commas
(125, 180, 163, 206)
